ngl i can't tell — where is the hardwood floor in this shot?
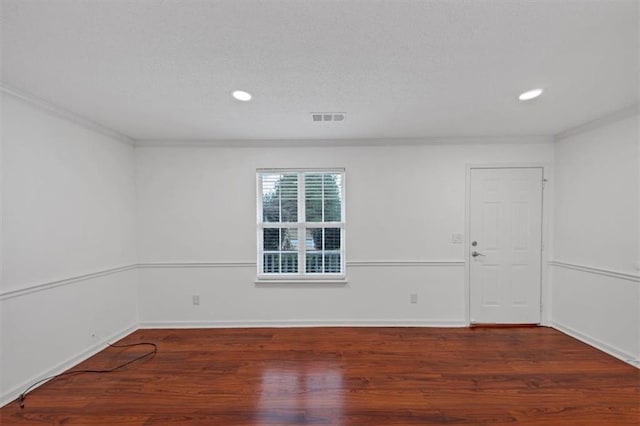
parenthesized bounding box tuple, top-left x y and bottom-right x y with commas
(2, 327, 638, 425)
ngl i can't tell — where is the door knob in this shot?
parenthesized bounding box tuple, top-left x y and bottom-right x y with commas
(471, 251, 485, 257)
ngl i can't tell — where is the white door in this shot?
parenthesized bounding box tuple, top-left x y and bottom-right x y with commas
(469, 167, 543, 324)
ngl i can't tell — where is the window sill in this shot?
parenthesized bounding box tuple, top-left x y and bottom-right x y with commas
(255, 278, 348, 286)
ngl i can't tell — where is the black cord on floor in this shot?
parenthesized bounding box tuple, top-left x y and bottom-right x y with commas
(17, 341, 157, 409)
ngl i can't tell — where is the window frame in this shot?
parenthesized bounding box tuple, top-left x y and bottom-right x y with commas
(256, 168, 346, 282)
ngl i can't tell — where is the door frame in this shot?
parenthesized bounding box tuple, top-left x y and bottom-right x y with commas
(464, 163, 551, 326)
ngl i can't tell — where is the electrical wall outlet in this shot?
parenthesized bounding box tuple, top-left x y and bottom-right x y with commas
(192, 295, 200, 306)
(410, 293, 418, 304)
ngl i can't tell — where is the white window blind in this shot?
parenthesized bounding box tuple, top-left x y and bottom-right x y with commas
(257, 169, 345, 279)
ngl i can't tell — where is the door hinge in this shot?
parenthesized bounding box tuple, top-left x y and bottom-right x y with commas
(542, 178, 548, 189)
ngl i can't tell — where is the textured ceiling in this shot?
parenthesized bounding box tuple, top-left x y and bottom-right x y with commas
(1, 0, 638, 141)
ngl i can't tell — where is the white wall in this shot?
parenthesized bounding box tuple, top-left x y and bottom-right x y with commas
(0, 92, 5, 407)
(2, 85, 635, 409)
(136, 142, 553, 327)
(0, 93, 138, 405)
(551, 110, 640, 364)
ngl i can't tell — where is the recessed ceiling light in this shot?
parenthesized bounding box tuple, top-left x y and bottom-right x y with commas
(518, 88, 543, 101)
(232, 90, 252, 101)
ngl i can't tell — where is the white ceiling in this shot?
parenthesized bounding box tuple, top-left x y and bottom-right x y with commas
(1, 0, 638, 142)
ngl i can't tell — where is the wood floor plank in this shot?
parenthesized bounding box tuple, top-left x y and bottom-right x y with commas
(1, 327, 638, 425)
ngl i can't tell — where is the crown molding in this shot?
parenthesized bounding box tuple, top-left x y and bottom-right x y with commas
(134, 135, 553, 148)
(554, 103, 639, 141)
(1, 84, 135, 146)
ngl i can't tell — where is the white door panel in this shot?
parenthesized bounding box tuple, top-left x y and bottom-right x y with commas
(469, 168, 543, 324)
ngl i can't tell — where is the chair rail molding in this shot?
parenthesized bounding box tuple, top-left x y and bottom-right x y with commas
(548, 260, 639, 283)
(1, 259, 466, 301)
(0, 264, 138, 300)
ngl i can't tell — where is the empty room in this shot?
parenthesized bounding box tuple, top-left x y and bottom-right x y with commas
(1, 0, 639, 424)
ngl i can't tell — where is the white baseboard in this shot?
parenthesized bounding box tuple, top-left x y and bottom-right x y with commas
(552, 320, 639, 368)
(138, 319, 468, 329)
(0, 324, 137, 408)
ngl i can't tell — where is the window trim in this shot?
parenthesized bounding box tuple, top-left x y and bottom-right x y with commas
(256, 168, 346, 281)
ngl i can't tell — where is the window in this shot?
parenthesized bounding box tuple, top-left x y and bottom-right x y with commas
(257, 169, 345, 280)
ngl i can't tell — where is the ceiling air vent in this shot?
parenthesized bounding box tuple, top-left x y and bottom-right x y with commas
(311, 112, 346, 122)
